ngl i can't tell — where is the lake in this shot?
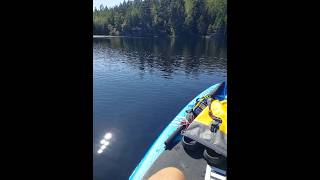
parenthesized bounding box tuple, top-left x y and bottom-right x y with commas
(93, 36, 227, 180)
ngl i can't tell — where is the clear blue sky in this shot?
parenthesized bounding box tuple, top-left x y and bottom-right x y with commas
(93, 0, 125, 10)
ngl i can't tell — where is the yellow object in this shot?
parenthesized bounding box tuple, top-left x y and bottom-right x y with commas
(194, 100, 227, 134)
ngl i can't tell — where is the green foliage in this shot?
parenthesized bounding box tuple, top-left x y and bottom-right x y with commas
(93, 0, 227, 36)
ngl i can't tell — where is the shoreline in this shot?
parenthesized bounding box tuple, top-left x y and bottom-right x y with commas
(93, 35, 126, 38)
(93, 33, 225, 39)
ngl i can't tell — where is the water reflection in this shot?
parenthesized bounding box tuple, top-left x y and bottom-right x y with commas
(104, 132, 112, 140)
(100, 139, 107, 144)
(97, 132, 113, 154)
(93, 36, 227, 79)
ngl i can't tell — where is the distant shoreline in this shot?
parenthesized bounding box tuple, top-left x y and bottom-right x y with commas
(93, 35, 125, 38)
(93, 33, 225, 39)
(93, 35, 152, 39)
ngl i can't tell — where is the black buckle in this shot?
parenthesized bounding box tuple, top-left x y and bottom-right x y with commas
(210, 117, 222, 133)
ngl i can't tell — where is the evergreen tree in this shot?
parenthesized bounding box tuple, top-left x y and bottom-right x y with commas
(93, 0, 227, 36)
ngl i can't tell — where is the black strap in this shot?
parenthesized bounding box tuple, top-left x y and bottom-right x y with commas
(207, 98, 222, 133)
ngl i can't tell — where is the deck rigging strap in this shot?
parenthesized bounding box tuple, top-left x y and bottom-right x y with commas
(207, 98, 223, 133)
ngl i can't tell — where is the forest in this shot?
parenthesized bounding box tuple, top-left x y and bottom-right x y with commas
(93, 0, 226, 37)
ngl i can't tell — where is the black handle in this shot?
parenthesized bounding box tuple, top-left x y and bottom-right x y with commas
(164, 125, 185, 149)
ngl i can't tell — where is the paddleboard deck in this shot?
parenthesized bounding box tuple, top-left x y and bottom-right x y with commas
(142, 140, 226, 180)
(129, 83, 227, 180)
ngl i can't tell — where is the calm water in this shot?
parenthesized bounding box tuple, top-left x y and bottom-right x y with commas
(93, 36, 227, 180)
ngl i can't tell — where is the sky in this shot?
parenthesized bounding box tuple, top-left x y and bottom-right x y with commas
(93, 0, 125, 10)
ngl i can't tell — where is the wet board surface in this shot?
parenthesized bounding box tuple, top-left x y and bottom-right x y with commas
(143, 141, 208, 180)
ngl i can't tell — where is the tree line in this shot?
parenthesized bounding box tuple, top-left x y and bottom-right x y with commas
(93, 0, 226, 37)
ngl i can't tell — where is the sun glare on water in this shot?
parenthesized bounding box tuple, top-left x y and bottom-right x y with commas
(97, 132, 112, 154)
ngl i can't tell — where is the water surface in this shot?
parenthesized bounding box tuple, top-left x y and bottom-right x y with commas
(93, 36, 227, 180)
